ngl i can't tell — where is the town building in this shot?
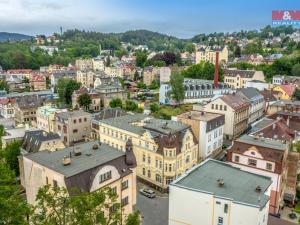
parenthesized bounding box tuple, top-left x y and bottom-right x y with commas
(76, 70, 95, 88)
(159, 67, 171, 83)
(75, 59, 94, 71)
(169, 159, 271, 225)
(195, 45, 228, 64)
(29, 74, 47, 91)
(92, 58, 105, 71)
(224, 68, 265, 89)
(176, 111, 224, 160)
(272, 75, 285, 85)
(202, 93, 250, 140)
(36, 106, 66, 133)
(55, 110, 92, 146)
(0, 98, 16, 119)
(160, 79, 231, 105)
(237, 88, 265, 124)
(245, 80, 270, 91)
(95, 114, 199, 192)
(50, 70, 77, 88)
(19, 141, 137, 218)
(22, 130, 65, 153)
(227, 135, 298, 214)
(272, 84, 296, 100)
(72, 87, 101, 111)
(143, 66, 160, 86)
(1, 127, 29, 148)
(267, 100, 300, 115)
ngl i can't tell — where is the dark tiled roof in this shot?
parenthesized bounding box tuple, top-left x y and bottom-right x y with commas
(16, 95, 44, 109)
(224, 69, 256, 78)
(220, 93, 250, 110)
(93, 108, 128, 121)
(237, 87, 263, 101)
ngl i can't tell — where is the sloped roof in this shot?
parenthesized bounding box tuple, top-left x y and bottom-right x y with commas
(278, 84, 296, 97)
(237, 87, 263, 101)
(220, 93, 250, 110)
(224, 69, 256, 78)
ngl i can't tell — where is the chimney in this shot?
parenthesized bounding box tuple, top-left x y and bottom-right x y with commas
(74, 147, 81, 156)
(272, 123, 276, 130)
(214, 51, 219, 89)
(287, 116, 290, 127)
(217, 178, 224, 187)
(63, 155, 71, 166)
(255, 185, 262, 192)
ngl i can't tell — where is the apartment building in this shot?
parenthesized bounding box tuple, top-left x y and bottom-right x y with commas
(143, 66, 160, 86)
(36, 106, 66, 133)
(76, 70, 95, 88)
(0, 98, 16, 118)
(75, 59, 94, 71)
(22, 130, 65, 153)
(169, 159, 271, 225)
(20, 141, 137, 218)
(267, 100, 300, 115)
(203, 93, 250, 140)
(29, 74, 47, 91)
(224, 69, 265, 89)
(237, 87, 265, 124)
(95, 114, 198, 192)
(176, 111, 225, 159)
(72, 87, 101, 111)
(272, 84, 296, 100)
(55, 110, 91, 146)
(227, 135, 298, 214)
(195, 45, 228, 64)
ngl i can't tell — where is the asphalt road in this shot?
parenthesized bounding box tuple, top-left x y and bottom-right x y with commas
(136, 185, 169, 225)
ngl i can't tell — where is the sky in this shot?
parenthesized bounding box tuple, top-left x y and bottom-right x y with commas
(0, 0, 299, 38)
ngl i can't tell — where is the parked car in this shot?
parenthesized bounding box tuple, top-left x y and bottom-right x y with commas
(139, 188, 156, 198)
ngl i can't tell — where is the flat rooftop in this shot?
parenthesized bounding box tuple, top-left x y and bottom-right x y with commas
(236, 135, 288, 151)
(178, 110, 223, 122)
(56, 110, 91, 120)
(24, 141, 125, 178)
(173, 159, 272, 208)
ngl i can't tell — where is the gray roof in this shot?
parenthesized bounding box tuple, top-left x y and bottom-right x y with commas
(56, 110, 91, 120)
(271, 100, 300, 107)
(251, 118, 275, 132)
(237, 87, 263, 101)
(92, 108, 128, 122)
(24, 141, 125, 178)
(100, 114, 190, 136)
(172, 159, 272, 208)
(236, 135, 288, 151)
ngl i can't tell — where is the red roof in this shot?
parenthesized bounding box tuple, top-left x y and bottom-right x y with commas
(7, 69, 32, 74)
(31, 75, 46, 82)
(0, 98, 17, 104)
(279, 84, 296, 97)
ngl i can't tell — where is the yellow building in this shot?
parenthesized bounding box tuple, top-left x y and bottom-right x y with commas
(224, 68, 265, 89)
(19, 141, 137, 219)
(93, 114, 199, 192)
(272, 84, 296, 100)
(195, 45, 228, 64)
(36, 106, 66, 133)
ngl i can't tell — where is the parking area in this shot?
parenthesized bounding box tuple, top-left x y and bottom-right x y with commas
(135, 182, 169, 225)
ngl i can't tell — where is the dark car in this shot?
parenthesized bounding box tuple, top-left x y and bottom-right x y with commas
(139, 188, 156, 198)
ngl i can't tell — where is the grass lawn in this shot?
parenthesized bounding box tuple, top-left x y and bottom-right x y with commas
(152, 104, 193, 120)
(294, 202, 300, 214)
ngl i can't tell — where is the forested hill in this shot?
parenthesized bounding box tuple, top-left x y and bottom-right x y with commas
(0, 32, 33, 42)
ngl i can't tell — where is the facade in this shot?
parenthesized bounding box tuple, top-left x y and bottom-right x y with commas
(245, 80, 270, 91)
(50, 70, 77, 88)
(20, 141, 137, 218)
(237, 87, 265, 124)
(92, 58, 105, 71)
(55, 110, 92, 146)
(159, 67, 171, 83)
(267, 100, 300, 115)
(0, 98, 16, 118)
(36, 106, 66, 133)
(76, 70, 95, 88)
(176, 111, 224, 160)
(272, 85, 296, 100)
(143, 66, 160, 86)
(169, 159, 271, 225)
(203, 93, 250, 140)
(22, 130, 65, 153)
(30, 74, 47, 91)
(94, 114, 199, 191)
(72, 87, 101, 111)
(195, 45, 228, 64)
(160, 79, 231, 105)
(75, 59, 93, 71)
(1, 127, 28, 148)
(272, 75, 285, 85)
(227, 135, 297, 214)
(14, 95, 44, 126)
(224, 69, 265, 89)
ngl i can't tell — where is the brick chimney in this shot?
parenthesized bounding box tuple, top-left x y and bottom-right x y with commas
(214, 51, 219, 88)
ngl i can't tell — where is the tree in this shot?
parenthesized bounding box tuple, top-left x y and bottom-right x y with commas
(150, 103, 160, 113)
(135, 51, 148, 68)
(126, 211, 141, 225)
(234, 46, 241, 58)
(0, 161, 31, 225)
(294, 89, 300, 100)
(3, 140, 22, 175)
(31, 185, 135, 225)
(148, 80, 159, 90)
(124, 100, 138, 112)
(57, 78, 81, 105)
(133, 71, 140, 81)
(0, 124, 5, 149)
(137, 82, 147, 89)
(77, 93, 92, 110)
(168, 73, 184, 104)
(109, 98, 123, 108)
(292, 64, 300, 76)
(0, 80, 9, 92)
(184, 43, 195, 53)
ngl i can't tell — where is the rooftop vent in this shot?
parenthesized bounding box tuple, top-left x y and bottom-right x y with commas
(217, 178, 225, 187)
(92, 144, 99, 150)
(74, 147, 81, 156)
(63, 155, 71, 166)
(255, 185, 262, 192)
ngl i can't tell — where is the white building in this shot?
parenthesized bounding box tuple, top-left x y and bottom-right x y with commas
(272, 75, 285, 85)
(159, 67, 171, 83)
(245, 80, 270, 91)
(169, 159, 272, 225)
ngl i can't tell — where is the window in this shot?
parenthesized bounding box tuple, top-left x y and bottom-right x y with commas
(224, 204, 228, 213)
(248, 159, 257, 167)
(234, 155, 240, 162)
(218, 217, 223, 225)
(142, 154, 146, 162)
(156, 160, 158, 168)
(148, 156, 151, 164)
(99, 171, 112, 183)
(121, 196, 129, 207)
(84, 117, 87, 122)
(266, 163, 273, 171)
(208, 134, 211, 142)
(169, 164, 172, 172)
(185, 155, 190, 163)
(156, 174, 162, 183)
(73, 119, 77, 124)
(53, 179, 58, 188)
(216, 104, 218, 110)
(142, 168, 146, 176)
(159, 161, 163, 169)
(147, 170, 151, 178)
(220, 105, 223, 110)
(79, 118, 82, 123)
(111, 186, 117, 194)
(121, 180, 128, 190)
(211, 104, 214, 109)
(46, 176, 49, 185)
(73, 129, 78, 133)
(224, 106, 227, 111)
